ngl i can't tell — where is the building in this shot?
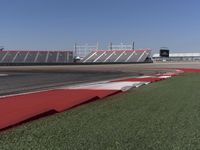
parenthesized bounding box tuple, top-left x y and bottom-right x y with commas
(152, 52, 200, 61)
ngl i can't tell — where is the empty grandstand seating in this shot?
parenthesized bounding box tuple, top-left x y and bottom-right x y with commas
(0, 50, 73, 64)
(81, 49, 151, 63)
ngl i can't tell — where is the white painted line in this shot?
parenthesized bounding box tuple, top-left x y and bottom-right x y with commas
(114, 51, 126, 62)
(137, 51, 146, 62)
(125, 51, 135, 62)
(0, 89, 53, 99)
(157, 76, 171, 79)
(137, 76, 154, 78)
(83, 51, 97, 63)
(56, 52, 60, 62)
(34, 51, 40, 62)
(0, 74, 8, 77)
(0, 51, 8, 62)
(23, 51, 30, 62)
(175, 70, 184, 73)
(104, 52, 115, 62)
(12, 52, 20, 62)
(93, 51, 106, 62)
(162, 72, 177, 76)
(45, 51, 50, 63)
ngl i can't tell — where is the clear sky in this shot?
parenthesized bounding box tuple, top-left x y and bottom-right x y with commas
(1, 0, 200, 52)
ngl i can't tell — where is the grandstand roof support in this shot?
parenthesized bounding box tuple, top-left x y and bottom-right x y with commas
(96, 41, 99, 50)
(132, 41, 135, 50)
(74, 43, 77, 57)
(109, 42, 112, 50)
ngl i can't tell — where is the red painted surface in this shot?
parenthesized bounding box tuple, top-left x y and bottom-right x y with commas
(111, 77, 163, 82)
(0, 89, 120, 130)
(178, 68, 200, 73)
(1, 68, 199, 131)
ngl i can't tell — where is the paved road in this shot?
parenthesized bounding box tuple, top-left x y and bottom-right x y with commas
(0, 71, 138, 96)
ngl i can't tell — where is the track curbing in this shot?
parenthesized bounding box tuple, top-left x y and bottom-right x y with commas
(0, 68, 193, 131)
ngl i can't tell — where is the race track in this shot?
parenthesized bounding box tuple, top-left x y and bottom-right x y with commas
(0, 62, 199, 96)
(0, 71, 129, 96)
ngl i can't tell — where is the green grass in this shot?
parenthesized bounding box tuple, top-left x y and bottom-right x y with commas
(1, 73, 200, 150)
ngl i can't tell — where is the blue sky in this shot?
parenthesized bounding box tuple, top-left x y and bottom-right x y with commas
(0, 0, 200, 52)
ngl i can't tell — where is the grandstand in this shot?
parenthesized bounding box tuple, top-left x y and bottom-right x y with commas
(0, 50, 73, 64)
(81, 49, 152, 63)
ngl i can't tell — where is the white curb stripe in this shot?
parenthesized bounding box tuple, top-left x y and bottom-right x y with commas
(0, 74, 8, 77)
(137, 76, 153, 78)
(157, 76, 171, 79)
(64, 82, 146, 91)
(175, 70, 184, 73)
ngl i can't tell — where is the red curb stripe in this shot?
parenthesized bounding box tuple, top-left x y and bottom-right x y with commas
(0, 89, 120, 130)
(178, 68, 200, 73)
(0, 70, 188, 131)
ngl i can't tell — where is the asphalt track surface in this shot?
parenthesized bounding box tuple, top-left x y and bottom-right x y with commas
(0, 71, 130, 96)
(0, 70, 155, 96)
(0, 62, 200, 96)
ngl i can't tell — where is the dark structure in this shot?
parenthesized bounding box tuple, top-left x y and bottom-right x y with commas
(160, 47, 170, 57)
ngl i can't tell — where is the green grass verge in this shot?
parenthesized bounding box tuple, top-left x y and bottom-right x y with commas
(1, 73, 200, 150)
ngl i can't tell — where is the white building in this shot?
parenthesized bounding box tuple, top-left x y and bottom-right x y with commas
(152, 53, 200, 61)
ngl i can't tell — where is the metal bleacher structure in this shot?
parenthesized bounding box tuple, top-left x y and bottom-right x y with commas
(80, 42, 151, 63)
(81, 49, 152, 63)
(74, 43, 99, 59)
(0, 50, 73, 64)
(0, 42, 152, 65)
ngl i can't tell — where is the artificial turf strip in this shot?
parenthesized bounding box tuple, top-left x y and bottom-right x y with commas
(1, 73, 200, 150)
